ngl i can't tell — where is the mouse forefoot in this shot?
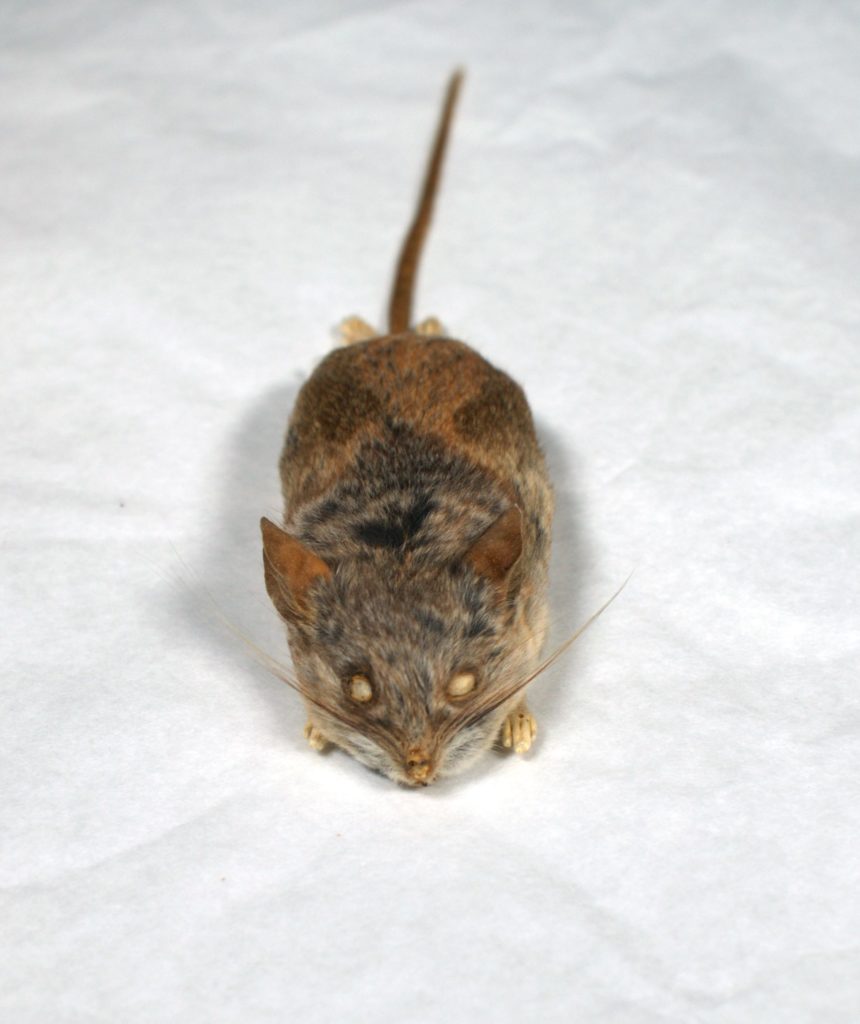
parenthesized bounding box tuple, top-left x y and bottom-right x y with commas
(303, 720, 329, 752)
(501, 703, 538, 755)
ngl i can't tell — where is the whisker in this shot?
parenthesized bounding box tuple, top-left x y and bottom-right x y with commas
(453, 572, 633, 732)
(480, 593, 607, 665)
(168, 542, 366, 733)
(207, 603, 369, 733)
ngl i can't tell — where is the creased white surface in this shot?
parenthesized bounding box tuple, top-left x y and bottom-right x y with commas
(2, 1, 859, 1021)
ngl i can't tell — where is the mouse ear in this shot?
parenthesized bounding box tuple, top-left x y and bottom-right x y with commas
(463, 505, 523, 588)
(260, 517, 332, 624)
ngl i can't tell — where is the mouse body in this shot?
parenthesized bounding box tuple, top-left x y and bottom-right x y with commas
(261, 73, 554, 786)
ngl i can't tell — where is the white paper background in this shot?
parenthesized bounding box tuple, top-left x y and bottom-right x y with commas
(2, 1, 858, 1021)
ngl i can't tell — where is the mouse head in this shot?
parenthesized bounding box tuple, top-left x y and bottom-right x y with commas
(261, 505, 537, 786)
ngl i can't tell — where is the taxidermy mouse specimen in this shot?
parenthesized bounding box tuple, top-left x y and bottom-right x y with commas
(261, 71, 559, 787)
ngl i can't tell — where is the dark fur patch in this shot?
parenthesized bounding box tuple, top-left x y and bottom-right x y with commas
(416, 610, 445, 635)
(453, 372, 536, 447)
(403, 494, 435, 536)
(355, 519, 407, 549)
(316, 498, 341, 520)
(353, 493, 437, 550)
(298, 350, 383, 445)
(466, 615, 493, 639)
(298, 424, 502, 565)
(462, 585, 486, 616)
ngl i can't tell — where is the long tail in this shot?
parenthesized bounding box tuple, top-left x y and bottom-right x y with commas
(387, 69, 464, 334)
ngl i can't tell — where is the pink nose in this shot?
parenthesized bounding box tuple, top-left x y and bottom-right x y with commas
(406, 750, 432, 783)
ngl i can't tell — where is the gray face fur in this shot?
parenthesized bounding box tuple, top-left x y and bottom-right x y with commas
(285, 552, 540, 786)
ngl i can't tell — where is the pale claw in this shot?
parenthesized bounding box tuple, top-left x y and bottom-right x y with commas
(337, 315, 378, 345)
(501, 707, 537, 755)
(304, 721, 328, 751)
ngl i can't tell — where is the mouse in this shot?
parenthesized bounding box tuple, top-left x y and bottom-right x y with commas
(260, 70, 554, 787)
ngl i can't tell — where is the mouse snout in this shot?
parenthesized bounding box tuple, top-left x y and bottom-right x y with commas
(405, 749, 434, 785)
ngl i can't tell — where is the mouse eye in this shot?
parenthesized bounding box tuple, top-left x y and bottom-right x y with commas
(447, 670, 476, 699)
(347, 672, 374, 703)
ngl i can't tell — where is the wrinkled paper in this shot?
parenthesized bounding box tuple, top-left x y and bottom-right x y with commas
(2, 1, 858, 1020)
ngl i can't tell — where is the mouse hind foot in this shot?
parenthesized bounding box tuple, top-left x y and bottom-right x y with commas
(501, 702, 537, 755)
(336, 314, 446, 344)
(415, 316, 446, 336)
(337, 315, 378, 345)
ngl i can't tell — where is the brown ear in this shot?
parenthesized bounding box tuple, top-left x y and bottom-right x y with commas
(464, 506, 523, 587)
(260, 517, 332, 623)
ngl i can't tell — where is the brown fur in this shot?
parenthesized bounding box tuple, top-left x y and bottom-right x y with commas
(281, 334, 543, 507)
